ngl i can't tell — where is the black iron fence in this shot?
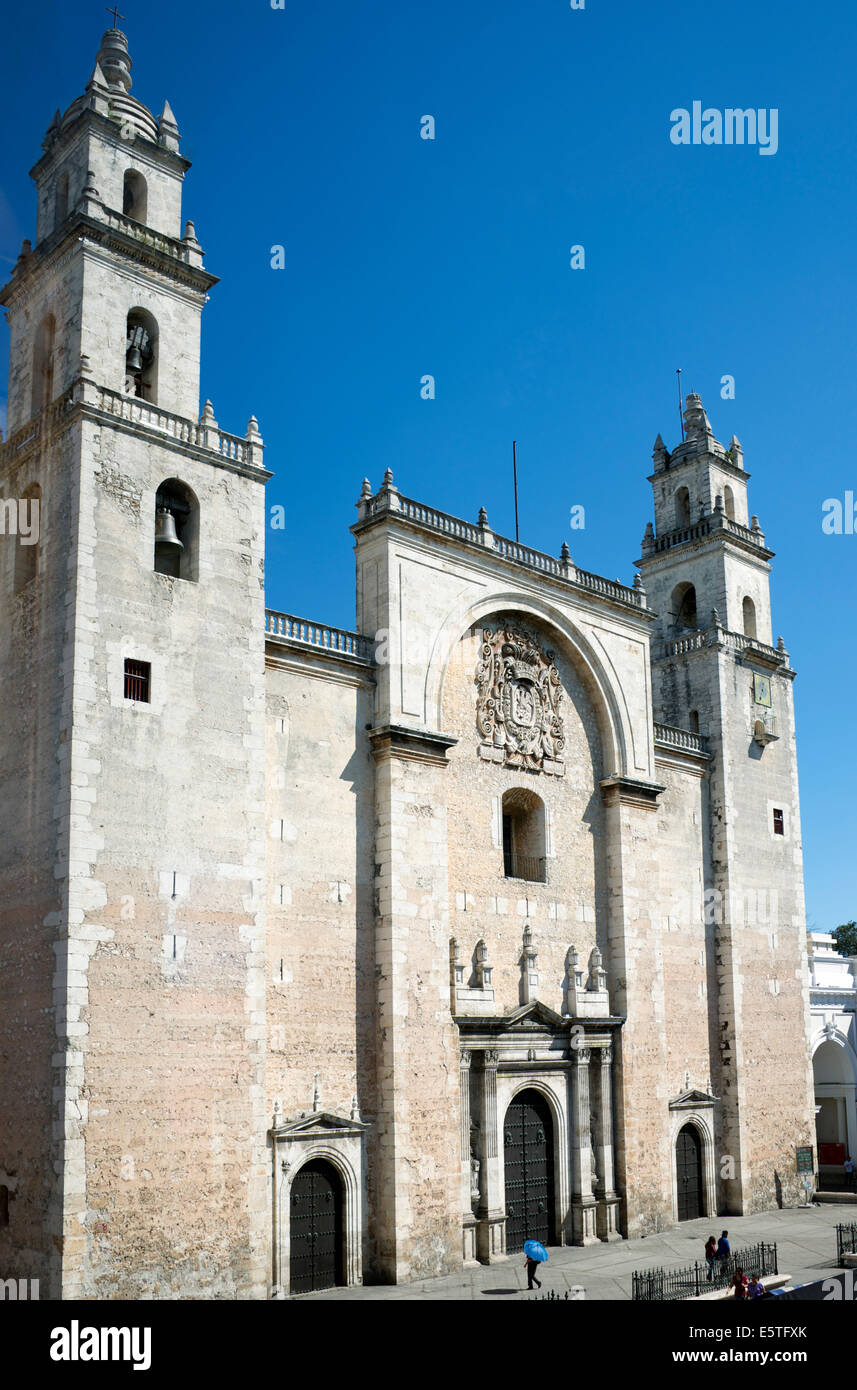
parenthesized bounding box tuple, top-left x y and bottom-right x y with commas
(632, 1242, 778, 1302)
(836, 1224, 857, 1264)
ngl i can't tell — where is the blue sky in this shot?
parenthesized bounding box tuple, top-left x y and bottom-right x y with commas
(1, 0, 854, 931)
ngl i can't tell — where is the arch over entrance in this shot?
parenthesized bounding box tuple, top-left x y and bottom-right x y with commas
(289, 1157, 344, 1294)
(676, 1124, 704, 1220)
(503, 1088, 556, 1252)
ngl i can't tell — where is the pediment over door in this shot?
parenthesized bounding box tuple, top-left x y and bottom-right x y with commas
(669, 1087, 718, 1110)
(271, 1110, 368, 1140)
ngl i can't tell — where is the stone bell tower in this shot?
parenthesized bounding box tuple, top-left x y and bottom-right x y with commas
(0, 28, 270, 1297)
(637, 393, 815, 1214)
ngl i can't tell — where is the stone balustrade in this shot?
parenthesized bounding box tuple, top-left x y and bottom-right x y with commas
(644, 512, 767, 557)
(653, 722, 710, 755)
(0, 381, 263, 472)
(358, 482, 645, 611)
(94, 386, 254, 463)
(661, 623, 790, 667)
(99, 205, 194, 264)
(265, 611, 375, 664)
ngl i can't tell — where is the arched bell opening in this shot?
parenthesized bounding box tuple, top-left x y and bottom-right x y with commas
(671, 581, 698, 632)
(125, 307, 158, 401)
(154, 478, 199, 581)
(123, 169, 148, 223)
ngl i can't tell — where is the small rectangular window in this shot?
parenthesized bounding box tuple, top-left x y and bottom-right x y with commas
(773, 808, 784, 836)
(124, 659, 151, 703)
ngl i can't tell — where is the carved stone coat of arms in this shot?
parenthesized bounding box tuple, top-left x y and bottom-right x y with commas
(475, 622, 565, 775)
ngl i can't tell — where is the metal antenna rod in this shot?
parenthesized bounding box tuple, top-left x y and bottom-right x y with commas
(676, 368, 684, 440)
(512, 441, 520, 542)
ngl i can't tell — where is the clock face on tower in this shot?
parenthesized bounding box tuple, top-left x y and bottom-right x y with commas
(753, 673, 772, 707)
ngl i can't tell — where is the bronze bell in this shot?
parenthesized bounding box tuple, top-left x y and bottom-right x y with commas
(155, 506, 183, 551)
(126, 344, 143, 374)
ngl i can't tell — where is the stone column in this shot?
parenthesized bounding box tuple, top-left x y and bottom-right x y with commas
(593, 1044, 621, 1240)
(475, 1049, 507, 1262)
(460, 1050, 478, 1265)
(570, 1045, 598, 1244)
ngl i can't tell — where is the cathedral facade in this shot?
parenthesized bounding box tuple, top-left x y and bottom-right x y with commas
(0, 31, 816, 1299)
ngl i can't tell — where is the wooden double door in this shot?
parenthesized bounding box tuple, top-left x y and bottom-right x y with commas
(676, 1124, 704, 1221)
(289, 1158, 344, 1294)
(503, 1089, 556, 1253)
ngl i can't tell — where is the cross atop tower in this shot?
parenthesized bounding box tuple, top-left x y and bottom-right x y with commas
(106, 6, 125, 26)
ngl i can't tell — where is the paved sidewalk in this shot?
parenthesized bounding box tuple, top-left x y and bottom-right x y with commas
(302, 1202, 854, 1301)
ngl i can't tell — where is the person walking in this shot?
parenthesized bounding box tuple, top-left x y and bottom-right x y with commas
(717, 1230, 731, 1263)
(730, 1267, 748, 1299)
(748, 1275, 765, 1299)
(845, 1156, 855, 1193)
(525, 1254, 542, 1290)
(704, 1235, 718, 1282)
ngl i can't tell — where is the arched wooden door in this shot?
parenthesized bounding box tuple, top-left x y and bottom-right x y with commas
(676, 1124, 704, 1221)
(289, 1158, 344, 1294)
(503, 1089, 556, 1253)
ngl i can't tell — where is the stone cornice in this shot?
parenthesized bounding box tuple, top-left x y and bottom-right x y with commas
(264, 646, 376, 688)
(369, 723, 458, 766)
(1, 210, 217, 310)
(648, 450, 751, 487)
(600, 774, 665, 809)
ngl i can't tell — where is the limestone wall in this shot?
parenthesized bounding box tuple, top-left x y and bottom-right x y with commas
(263, 653, 377, 1260)
(52, 413, 269, 1298)
(0, 420, 76, 1292)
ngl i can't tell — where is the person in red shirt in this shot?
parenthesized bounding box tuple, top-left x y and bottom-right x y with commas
(730, 1268, 748, 1299)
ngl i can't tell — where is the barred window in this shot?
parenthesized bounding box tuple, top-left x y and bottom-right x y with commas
(124, 659, 151, 703)
(773, 808, 784, 836)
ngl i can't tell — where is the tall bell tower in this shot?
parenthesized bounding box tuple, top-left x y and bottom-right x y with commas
(0, 29, 271, 1297)
(637, 393, 815, 1214)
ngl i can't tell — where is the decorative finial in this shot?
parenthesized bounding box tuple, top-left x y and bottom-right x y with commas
(360, 477, 372, 498)
(350, 1095, 362, 1122)
(560, 541, 570, 562)
(478, 506, 488, 527)
(312, 1072, 321, 1113)
(158, 100, 180, 152)
(97, 25, 133, 93)
(383, 467, 395, 488)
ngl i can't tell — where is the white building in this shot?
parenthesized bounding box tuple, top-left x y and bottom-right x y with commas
(808, 933, 857, 1186)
